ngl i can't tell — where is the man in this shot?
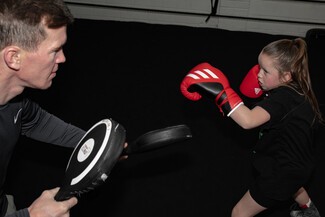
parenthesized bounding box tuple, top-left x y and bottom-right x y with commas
(0, 0, 87, 216)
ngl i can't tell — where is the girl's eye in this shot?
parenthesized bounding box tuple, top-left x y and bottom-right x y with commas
(261, 68, 268, 74)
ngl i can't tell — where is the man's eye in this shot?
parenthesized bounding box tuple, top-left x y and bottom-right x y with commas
(54, 47, 62, 53)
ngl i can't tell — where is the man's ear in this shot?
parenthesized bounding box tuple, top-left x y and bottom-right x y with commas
(3, 46, 22, 70)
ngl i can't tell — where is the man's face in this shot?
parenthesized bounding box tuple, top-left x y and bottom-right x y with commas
(18, 25, 67, 89)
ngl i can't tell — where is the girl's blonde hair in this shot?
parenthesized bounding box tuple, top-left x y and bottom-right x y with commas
(261, 38, 323, 123)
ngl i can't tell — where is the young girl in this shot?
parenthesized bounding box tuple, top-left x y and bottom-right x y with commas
(180, 38, 323, 217)
(230, 38, 323, 217)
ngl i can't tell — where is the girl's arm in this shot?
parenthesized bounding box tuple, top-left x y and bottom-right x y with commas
(229, 104, 270, 129)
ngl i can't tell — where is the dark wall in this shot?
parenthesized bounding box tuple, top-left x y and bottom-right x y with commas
(5, 19, 325, 217)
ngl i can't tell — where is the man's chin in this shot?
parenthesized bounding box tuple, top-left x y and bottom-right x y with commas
(37, 81, 53, 90)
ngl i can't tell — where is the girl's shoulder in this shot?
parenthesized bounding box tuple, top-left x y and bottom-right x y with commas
(269, 85, 304, 100)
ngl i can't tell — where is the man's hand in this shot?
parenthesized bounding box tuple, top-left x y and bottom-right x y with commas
(28, 187, 78, 217)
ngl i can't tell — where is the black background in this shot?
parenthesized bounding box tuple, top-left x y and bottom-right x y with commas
(5, 19, 325, 217)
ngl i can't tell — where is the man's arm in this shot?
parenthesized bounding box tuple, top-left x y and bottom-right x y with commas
(20, 98, 85, 148)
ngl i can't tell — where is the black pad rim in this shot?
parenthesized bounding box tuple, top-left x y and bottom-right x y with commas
(125, 124, 192, 154)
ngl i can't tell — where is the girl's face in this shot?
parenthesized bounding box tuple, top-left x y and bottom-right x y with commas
(257, 52, 291, 91)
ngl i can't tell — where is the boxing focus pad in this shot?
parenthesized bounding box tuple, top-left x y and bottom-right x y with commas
(55, 119, 126, 201)
(55, 119, 192, 201)
(180, 62, 243, 116)
(239, 64, 264, 98)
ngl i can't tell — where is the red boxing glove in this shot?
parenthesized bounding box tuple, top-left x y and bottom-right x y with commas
(180, 62, 243, 116)
(239, 64, 264, 98)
